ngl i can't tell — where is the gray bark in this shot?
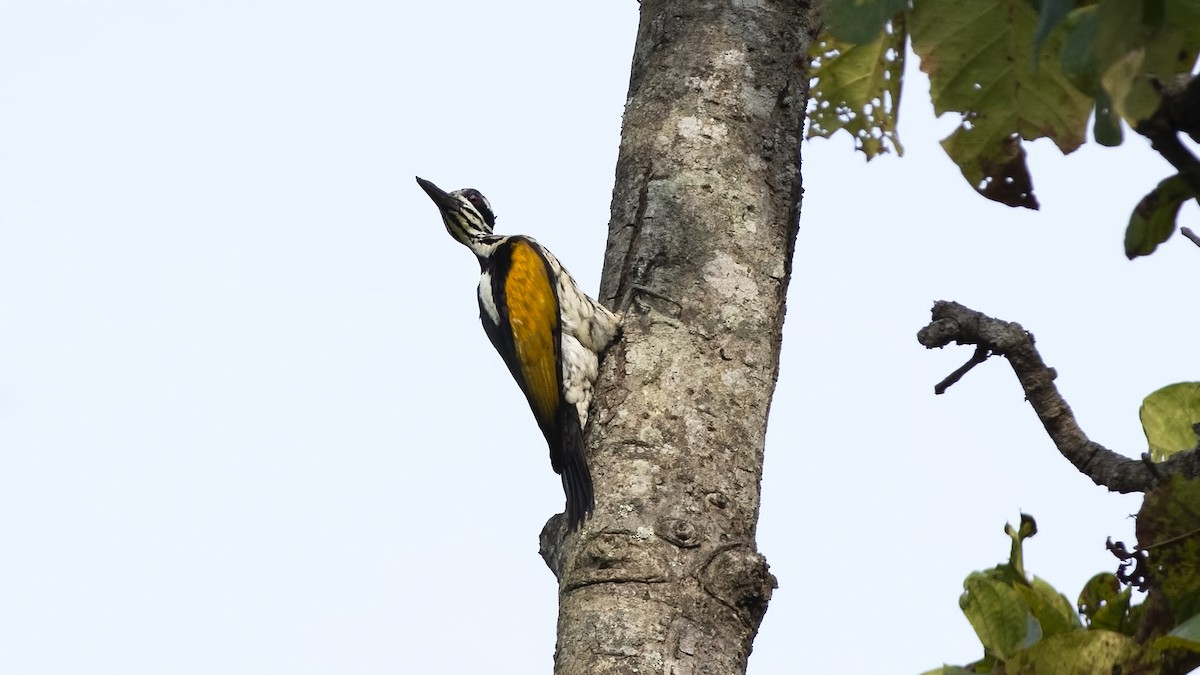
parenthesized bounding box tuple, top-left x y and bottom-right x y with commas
(917, 300, 1200, 492)
(541, 2, 818, 673)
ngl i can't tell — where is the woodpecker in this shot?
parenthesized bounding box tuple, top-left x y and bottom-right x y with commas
(416, 176, 621, 529)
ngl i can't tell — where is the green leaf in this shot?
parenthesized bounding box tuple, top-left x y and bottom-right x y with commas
(910, 0, 1093, 209)
(1154, 612, 1200, 654)
(1137, 476, 1200, 624)
(819, 0, 909, 44)
(1092, 86, 1123, 147)
(1059, 6, 1099, 94)
(1017, 576, 1082, 638)
(1156, 610, 1200, 653)
(1015, 512, 1037, 540)
(1125, 175, 1197, 259)
(1092, 0, 1200, 127)
(1004, 630, 1139, 674)
(1123, 600, 1148, 639)
(808, 19, 906, 159)
(1003, 513, 1037, 580)
(960, 573, 1041, 660)
(1077, 572, 1132, 633)
(1033, 0, 1075, 60)
(1057, 3, 1127, 147)
(1100, 48, 1159, 126)
(940, 131, 1039, 209)
(1169, 0, 1200, 49)
(920, 667, 976, 675)
(1092, 0, 1151, 77)
(1140, 382, 1200, 459)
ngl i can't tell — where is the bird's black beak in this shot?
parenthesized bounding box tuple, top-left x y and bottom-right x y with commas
(415, 176, 459, 213)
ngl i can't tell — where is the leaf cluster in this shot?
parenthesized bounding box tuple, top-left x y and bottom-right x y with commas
(921, 385, 1200, 672)
(808, 0, 1200, 255)
(924, 511, 1200, 674)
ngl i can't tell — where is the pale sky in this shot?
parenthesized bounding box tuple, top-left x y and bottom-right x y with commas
(1, 3, 1196, 674)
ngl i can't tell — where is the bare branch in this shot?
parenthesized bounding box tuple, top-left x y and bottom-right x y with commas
(917, 301, 1200, 493)
(1182, 227, 1200, 249)
(933, 346, 990, 395)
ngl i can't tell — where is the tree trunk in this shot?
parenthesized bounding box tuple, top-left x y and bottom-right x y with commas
(542, 2, 818, 673)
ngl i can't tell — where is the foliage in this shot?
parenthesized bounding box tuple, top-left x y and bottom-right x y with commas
(1140, 383, 1200, 461)
(806, 3, 1200, 672)
(921, 395, 1200, 672)
(909, 0, 1092, 210)
(925, 513, 1200, 674)
(807, 18, 906, 158)
(1137, 476, 1200, 626)
(1126, 176, 1199, 258)
(809, 0, 1200, 253)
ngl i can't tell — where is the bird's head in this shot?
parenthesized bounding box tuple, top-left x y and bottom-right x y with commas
(416, 176, 496, 249)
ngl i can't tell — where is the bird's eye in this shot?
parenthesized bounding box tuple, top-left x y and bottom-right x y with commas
(460, 188, 495, 228)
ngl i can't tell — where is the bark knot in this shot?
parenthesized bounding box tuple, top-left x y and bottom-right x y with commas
(700, 545, 776, 627)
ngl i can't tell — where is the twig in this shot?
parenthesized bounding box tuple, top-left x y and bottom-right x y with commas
(1182, 227, 1200, 249)
(917, 301, 1200, 493)
(1138, 523, 1200, 552)
(934, 346, 990, 395)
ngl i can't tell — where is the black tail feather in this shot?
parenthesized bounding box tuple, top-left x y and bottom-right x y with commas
(556, 410, 594, 530)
